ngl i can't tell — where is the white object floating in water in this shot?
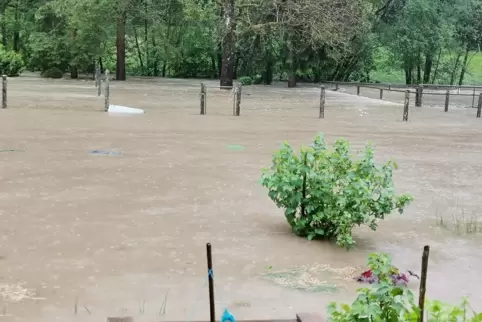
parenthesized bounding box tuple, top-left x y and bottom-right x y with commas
(108, 104, 144, 114)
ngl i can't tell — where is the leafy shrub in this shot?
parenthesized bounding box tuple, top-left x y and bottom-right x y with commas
(41, 67, 63, 79)
(238, 76, 252, 85)
(261, 133, 412, 248)
(328, 252, 482, 321)
(0, 46, 24, 76)
(252, 74, 263, 85)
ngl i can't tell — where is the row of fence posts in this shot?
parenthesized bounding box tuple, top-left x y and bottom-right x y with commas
(1, 71, 481, 120)
(92, 70, 482, 119)
(0, 70, 481, 119)
(198, 83, 482, 121)
(199, 83, 242, 116)
(352, 83, 482, 118)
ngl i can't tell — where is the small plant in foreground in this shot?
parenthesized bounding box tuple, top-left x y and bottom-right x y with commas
(261, 133, 412, 248)
(328, 252, 482, 322)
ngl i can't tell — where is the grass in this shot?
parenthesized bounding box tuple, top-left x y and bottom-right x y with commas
(370, 48, 482, 85)
(435, 208, 482, 235)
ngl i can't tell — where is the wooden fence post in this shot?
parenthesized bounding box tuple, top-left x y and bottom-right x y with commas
(403, 90, 409, 121)
(418, 245, 430, 322)
(415, 85, 423, 107)
(379, 88, 383, 100)
(235, 84, 241, 116)
(444, 90, 450, 112)
(2, 75, 6, 109)
(200, 83, 206, 115)
(319, 85, 325, 119)
(96, 68, 101, 96)
(357, 85, 360, 96)
(95, 68, 100, 87)
(477, 93, 482, 118)
(335, 83, 339, 91)
(472, 87, 476, 108)
(104, 69, 110, 112)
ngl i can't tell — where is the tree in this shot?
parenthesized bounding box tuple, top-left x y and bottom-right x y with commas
(219, 0, 235, 88)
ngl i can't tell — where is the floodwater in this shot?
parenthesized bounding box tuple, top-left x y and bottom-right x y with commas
(0, 75, 481, 321)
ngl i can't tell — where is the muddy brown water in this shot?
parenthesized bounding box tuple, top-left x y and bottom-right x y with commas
(0, 75, 482, 321)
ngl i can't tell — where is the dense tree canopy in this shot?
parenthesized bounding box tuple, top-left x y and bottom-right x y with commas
(0, 0, 481, 85)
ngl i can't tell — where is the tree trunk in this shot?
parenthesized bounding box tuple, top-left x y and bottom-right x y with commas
(431, 48, 442, 84)
(152, 34, 159, 76)
(1, 15, 6, 48)
(404, 60, 412, 85)
(116, 11, 127, 81)
(133, 27, 144, 72)
(423, 53, 432, 84)
(98, 57, 104, 74)
(458, 43, 470, 86)
(70, 66, 78, 79)
(331, 63, 342, 81)
(210, 54, 217, 78)
(219, 0, 235, 88)
(287, 47, 297, 88)
(144, 0, 149, 76)
(450, 53, 461, 85)
(416, 53, 422, 84)
(263, 46, 274, 85)
(217, 46, 222, 77)
(12, 0, 19, 52)
(70, 29, 78, 79)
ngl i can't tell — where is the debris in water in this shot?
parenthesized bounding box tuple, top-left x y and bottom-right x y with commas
(0, 283, 45, 302)
(263, 263, 361, 292)
(0, 149, 25, 153)
(226, 144, 244, 151)
(89, 150, 121, 156)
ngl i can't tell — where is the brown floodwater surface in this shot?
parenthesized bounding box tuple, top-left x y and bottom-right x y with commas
(0, 75, 481, 321)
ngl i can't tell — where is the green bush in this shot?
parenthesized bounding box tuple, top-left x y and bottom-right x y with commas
(0, 46, 24, 76)
(238, 76, 252, 85)
(41, 67, 63, 79)
(261, 133, 412, 248)
(328, 252, 482, 321)
(252, 74, 263, 85)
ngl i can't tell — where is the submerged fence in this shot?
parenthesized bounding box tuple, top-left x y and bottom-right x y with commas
(2, 71, 481, 122)
(324, 81, 482, 110)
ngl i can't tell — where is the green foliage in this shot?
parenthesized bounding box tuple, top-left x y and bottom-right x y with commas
(238, 76, 253, 85)
(252, 74, 263, 84)
(261, 133, 413, 248)
(327, 252, 482, 322)
(41, 67, 63, 78)
(0, 46, 24, 76)
(2, 0, 482, 83)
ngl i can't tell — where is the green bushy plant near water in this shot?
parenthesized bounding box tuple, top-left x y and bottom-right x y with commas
(260, 133, 412, 248)
(0, 46, 24, 76)
(328, 252, 482, 321)
(252, 74, 263, 84)
(238, 76, 252, 85)
(41, 67, 63, 78)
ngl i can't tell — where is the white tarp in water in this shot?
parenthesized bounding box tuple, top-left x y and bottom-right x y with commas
(108, 104, 144, 114)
